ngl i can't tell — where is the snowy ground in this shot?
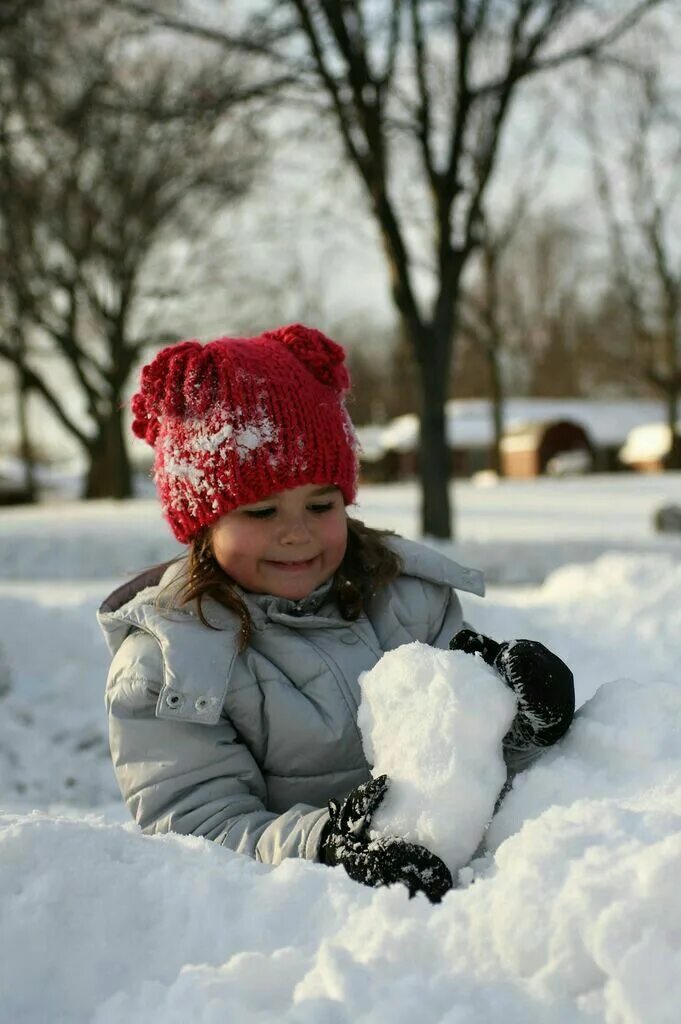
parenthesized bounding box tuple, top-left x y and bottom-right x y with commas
(0, 475, 680, 1023)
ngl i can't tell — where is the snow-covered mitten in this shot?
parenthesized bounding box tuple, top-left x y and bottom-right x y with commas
(319, 775, 453, 903)
(450, 629, 575, 747)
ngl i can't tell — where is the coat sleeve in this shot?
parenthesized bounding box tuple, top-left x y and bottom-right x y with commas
(105, 631, 329, 866)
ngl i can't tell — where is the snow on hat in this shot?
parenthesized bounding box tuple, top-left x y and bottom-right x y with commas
(131, 323, 359, 543)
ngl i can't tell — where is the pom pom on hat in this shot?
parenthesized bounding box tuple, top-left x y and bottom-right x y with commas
(131, 324, 359, 543)
(267, 323, 351, 392)
(131, 340, 206, 445)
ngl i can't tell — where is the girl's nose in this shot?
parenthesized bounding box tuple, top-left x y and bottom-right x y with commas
(279, 517, 312, 544)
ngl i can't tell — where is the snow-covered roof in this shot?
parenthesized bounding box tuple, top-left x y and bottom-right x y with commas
(360, 399, 666, 455)
(619, 421, 678, 464)
(379, 413, 420, 453)
(353, 425, 386, 462)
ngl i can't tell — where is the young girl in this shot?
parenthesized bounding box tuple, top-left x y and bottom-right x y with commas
(98, 323, 574, 903)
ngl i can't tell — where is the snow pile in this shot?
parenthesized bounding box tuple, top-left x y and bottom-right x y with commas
(357, 644, 516, 872)
(463, 552, 681, 707)
(0, 500, 182, 581)
(1, 483, 681, 1021)
(0, 582, 121, 810)
(2, 475, 680, 584)
(1, 670, 680, 1024)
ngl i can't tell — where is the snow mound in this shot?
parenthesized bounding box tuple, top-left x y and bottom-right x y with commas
(357, 643, 516, 872)
(461, 552, 681, 707)
(0, 583, 120, 809)
(1, 484, 681, 1022)
(2, 668, 680, 1024)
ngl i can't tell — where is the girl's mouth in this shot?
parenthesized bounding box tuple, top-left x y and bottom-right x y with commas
(266, 556, 319, 572)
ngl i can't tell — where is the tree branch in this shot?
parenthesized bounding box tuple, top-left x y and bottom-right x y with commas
(0, 341, 91, 446)
(470, 0, 494, 35)
(584, 98, 655, 355)
(95, 75, 298, 123)
(376, 0, 402, 91)
(318, 0, 385, 174)
(114, 0, 297, 62)
(475, 0, 664, 96)
(289, 0, 368, 174)
(443, 4, 473, 212)
(409, 0, 437, 190)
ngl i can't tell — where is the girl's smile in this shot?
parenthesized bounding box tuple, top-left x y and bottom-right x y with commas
(265, 555, 321, 572)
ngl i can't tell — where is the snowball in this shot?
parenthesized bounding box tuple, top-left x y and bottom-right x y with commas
(357, 643, 517, 873)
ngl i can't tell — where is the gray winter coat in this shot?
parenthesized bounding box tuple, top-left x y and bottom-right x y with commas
(98, 536, 537, 866)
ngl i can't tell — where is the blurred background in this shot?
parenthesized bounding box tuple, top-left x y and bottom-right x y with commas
(1, 0, 680, 542)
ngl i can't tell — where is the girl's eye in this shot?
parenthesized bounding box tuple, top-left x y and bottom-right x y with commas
(308, 502, 334, 514)
(244, 508, 275, 519)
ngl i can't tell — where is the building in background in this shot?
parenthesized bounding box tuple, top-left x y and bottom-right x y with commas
(355, 399, 669, 481)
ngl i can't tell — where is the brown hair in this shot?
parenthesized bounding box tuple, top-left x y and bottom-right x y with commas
(159, 516, 402, 651)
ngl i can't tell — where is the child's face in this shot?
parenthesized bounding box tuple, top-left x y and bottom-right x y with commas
(211, 483, 348, 600)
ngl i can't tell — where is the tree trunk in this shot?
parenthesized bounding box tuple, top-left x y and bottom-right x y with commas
(83, 402, 132, 499)
(661, 306, 681, 470)
(489, 347, 505, 477)
(481, 245, 505, 478)
(416, 329, 452, 539)
(17, 369, 37, 499)
(17, 380, 36, 499)
(663, 388, 681, 470)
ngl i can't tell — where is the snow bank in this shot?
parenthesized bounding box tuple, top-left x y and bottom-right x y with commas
(2, 670, 679, 1024)
(0, 499, 182, 581)
(0, 582, 121, 810)
(461, 552, 681, 706)
(357, 644, 516, 872)
(1, 483, 681, 1022)
(2, 475, 680, 584)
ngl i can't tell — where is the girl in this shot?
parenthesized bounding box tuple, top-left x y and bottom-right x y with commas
(98, 323, 574, 903)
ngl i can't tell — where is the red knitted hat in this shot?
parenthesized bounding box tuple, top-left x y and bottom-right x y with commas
(131, 323, 359, 543)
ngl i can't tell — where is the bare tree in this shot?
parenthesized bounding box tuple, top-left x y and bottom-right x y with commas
(458, 224, 515, 476)
(585, 64, 681, 467)
(0, 0, 260, 497)
(0, 0, 47, 30)
(518, 218, 590, 398)
(456, 125, 556, 474)
(123, 0, 667, 535)
(574, 287, 652, 397)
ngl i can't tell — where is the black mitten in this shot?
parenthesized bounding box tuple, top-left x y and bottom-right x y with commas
(319, 775, 453, 904)
(450, 628, 575, 747)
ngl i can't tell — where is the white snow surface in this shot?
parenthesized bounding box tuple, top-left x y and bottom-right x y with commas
(357, 645, 517, 872)
(1, 476, 680, 1023)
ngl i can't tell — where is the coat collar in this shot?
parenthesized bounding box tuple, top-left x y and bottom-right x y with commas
(97, 536, 484, 727)
(385, 535, 485, 597)
(97, 534, 484, 654)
